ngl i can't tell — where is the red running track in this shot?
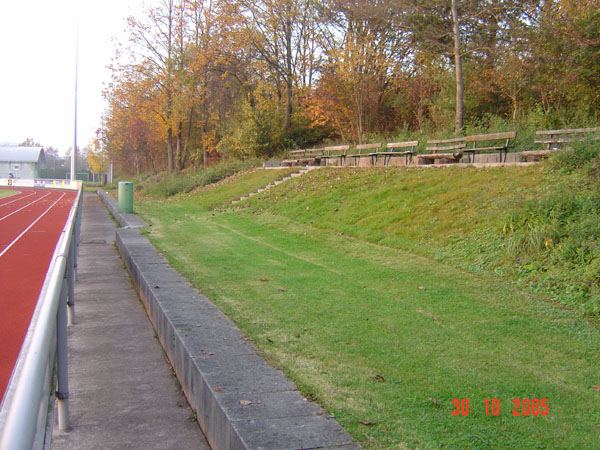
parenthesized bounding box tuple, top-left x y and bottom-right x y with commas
(0, 187, 77, 401)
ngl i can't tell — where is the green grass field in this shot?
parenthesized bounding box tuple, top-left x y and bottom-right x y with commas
(0, 190, 17, 198)
(137, 165, 600, 449)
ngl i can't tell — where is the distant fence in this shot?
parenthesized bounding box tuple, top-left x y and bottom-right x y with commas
(0, 178, 79, 189)
(0, 180, 83, 449)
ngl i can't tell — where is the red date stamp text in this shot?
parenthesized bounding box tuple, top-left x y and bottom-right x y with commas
(451, 397, 549, 417)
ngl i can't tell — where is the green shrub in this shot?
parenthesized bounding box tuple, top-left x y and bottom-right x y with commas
(501, 141, 600, 315)
(141, 158, 261, 198)
(548, 140, 600, 173)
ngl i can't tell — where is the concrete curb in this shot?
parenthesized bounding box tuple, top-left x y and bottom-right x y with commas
(97, 189, 146, 229)
(97, 190, 359, 450)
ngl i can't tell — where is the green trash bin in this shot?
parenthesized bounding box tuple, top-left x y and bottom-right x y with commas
(118, 181, 134, 213)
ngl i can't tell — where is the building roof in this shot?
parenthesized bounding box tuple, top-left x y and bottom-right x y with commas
(0, 146, 45, 163)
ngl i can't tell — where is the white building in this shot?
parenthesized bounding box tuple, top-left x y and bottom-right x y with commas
(0, 146, 45, 179)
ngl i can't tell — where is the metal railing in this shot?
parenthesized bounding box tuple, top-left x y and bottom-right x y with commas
(0, 182, 83, 449)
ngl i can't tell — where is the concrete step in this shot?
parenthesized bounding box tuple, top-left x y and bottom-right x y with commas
(231, 167, 316, 204)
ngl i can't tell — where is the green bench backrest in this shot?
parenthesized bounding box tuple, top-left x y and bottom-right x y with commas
(465, 131, 516, 143)
(386, 141, 418, 152)
(354, 143, 381, 155)
(322, 145, 350, 156)
(425, 137, 466, 153)
(535, 127, 600, 145)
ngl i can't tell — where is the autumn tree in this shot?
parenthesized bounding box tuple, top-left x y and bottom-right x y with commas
(528, 0, 600, 120)
(234, 0, 322, 132)
(100, 0, 600, 174)
(18, 138, 42, 147)
(125, 0, 181, 172)
(309, 0, 410, 141)
(86, 137, 108, 182)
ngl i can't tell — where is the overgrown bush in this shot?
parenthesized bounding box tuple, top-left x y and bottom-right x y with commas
(501, 141, 600, 315)
(141, 158, 261, 198)
(216, 93, 328, 159)
(547, 139, 600, 173)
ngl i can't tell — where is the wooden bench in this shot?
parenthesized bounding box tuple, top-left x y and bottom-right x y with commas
(283, 149, 305, 164)
(464, 131, 516, 163)
(370, 141, 419, 166)
(522, 127, 600, 161)
(282, 149, 308, 166)
(418, 137, 465, 165)
(282, 148, 323, 166)
(346, 143, 381, 166)
(320, 145, 350, 166)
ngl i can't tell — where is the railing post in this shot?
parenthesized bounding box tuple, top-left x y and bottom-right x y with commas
(56, 272, 70, 432)
(67, 238, 75, 326)
(73, 194, 82, 283)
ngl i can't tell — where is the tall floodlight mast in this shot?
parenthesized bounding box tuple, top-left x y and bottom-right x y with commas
(71, 26, 79, 182)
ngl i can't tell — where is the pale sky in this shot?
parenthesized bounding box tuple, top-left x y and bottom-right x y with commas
(0, 0, 144, 155)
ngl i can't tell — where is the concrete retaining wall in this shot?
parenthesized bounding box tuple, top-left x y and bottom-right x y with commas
(98, 190, 358, 450)
(276, 150, 531, 168)
(97, 189, 145, 229)
(326, 151, 522, 167)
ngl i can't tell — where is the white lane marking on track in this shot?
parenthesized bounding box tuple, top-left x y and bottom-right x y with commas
(0, 191, 35, 208)
(0, 192, 51, 222)
(0, 192, 67, 258)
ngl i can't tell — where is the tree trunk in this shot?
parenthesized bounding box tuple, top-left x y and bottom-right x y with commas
(285, 78, 293, 132)
(175, 121, 183, 172)
(451, 0, 464, 135)
(184, 106, 194, 167)
(284, 6, 293, 132)
(167, 127, 174, 172)
(166, 0, 175, 172)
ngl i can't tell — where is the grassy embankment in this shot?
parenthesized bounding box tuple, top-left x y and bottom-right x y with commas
(135, 154, 600, 449)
